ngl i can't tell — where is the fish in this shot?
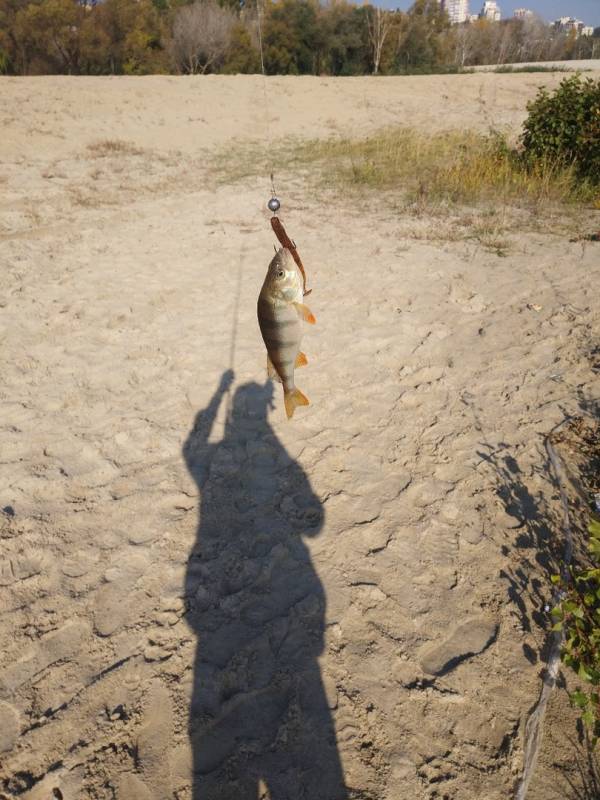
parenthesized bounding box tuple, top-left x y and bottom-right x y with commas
(257, 247, 316, 419)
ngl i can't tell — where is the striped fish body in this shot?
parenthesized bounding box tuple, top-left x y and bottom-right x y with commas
(257, 248, 315, 418)
(258, 295, 302, 389)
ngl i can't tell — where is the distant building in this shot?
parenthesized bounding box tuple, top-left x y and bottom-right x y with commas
(479, 0, 501, 22)
(553, 16, 577, 33)
(513, 8, 533, 19)
(441, 0, 470, 25)
(553, 16, 593, 37)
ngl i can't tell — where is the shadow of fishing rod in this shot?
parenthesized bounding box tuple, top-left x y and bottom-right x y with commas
(225, 247, 245, 420)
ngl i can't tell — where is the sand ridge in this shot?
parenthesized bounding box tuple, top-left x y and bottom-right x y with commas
(3, 71, 600, 160)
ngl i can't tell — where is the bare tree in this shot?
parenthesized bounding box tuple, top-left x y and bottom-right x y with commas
(495, 22, 515, 64)
(171, 0, 236, 75)
(366, 6, 393, 75)
(453, 22, 475, 67)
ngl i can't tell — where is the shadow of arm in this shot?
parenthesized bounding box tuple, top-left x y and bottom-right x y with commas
(183, 370, 234, 487)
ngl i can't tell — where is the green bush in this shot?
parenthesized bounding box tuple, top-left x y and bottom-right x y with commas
(521, 74, 600, 184)
(552, 515, 600, 744)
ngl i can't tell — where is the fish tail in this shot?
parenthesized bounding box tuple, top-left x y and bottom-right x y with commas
(284, 387, 309, 419)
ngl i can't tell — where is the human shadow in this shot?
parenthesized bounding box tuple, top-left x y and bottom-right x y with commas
(183, 371, 348, 800)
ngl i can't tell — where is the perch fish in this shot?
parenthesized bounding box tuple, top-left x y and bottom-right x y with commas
(257, 247, 316, 419)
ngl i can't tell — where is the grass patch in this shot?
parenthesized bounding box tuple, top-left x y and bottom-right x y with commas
(394, 65, 471, 75)
(212, 127, 599, 245)
(470, 220, 511, 256)
(492, 65, 573, 74)
(283, 128, 598, 211)
(86, 139, 145, 158)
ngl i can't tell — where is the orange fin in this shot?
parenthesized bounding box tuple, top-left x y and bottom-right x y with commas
(295, 352, 308, 368)
(267, 355, 282, 383)
(284, 388, 309, 419)
(293, 302, 316, 324)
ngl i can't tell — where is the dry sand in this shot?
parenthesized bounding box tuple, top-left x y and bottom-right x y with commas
(1, 73, 600, 800)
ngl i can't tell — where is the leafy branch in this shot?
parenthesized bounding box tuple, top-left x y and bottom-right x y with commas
(552, 516, 600, 742)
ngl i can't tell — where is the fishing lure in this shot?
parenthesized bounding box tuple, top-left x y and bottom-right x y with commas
(270, 215, 311, 297)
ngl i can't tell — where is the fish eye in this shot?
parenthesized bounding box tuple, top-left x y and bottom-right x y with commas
(276, 269, 285, 279)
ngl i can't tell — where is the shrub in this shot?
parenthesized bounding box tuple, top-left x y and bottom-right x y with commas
(521, 74, 600, 184)
(552, 516, 600, 744)
(551, 419, 600, 745)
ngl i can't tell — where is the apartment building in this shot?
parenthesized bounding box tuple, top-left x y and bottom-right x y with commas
(479, 0, 501, 22)
(441, 0, 470, 25)
(513, 8, 533, 19)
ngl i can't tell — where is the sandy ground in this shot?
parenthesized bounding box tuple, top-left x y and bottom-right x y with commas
(2, 69, 600, 162)
(1, 74, 600, 800)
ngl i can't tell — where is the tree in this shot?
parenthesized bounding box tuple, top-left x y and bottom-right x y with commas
(171, 0, 236, 74)
(395, 0, 449, 72)
(518, 16, 553, 63)
(0, 0, 33, 74)
(365, 5, 393, 75)
(449, 24, 468, 67)
(262, 0, 321, 75)
(221, 23, 260, 73)
(78, 13, 112, 74)
(94, 0, 168, 74)
(461, 18, 493, 65)
(319, 1, 370, 76)
(11, 0, 91, 73)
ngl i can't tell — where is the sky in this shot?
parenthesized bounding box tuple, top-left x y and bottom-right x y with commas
(375, 0, 600, 27)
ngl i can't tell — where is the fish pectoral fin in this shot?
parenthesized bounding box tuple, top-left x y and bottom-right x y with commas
(284, 388, 310, 419)
(267, 355, 283, 383)
(293, 302, 316, 324)
(295, 352, 308, 368)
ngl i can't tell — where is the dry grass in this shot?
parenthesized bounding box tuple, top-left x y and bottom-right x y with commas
(215, 128, 598, 234)
(287, 128, 598, 211)
(68, 187, 102, 208)
(86, 139, 145, 158)
(470, 220, 511, 256)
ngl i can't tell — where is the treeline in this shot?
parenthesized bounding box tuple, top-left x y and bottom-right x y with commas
(0, 0, 599, 76)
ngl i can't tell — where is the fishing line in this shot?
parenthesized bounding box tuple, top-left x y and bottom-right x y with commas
(224, 0, 280, 424)
(255, 1, 308, 281)
(255, 0, 280, 212)
(253, 0, 315, 421)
